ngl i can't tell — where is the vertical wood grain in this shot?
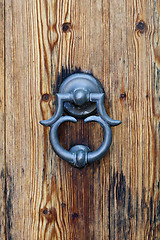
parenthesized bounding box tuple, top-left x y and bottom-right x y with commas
(4, 0, 111, 239)
(109, 0, 160, 239)
(0, 0, 5, 239)
(5, 0, 45, 239)
(38, 0, 110, 239)
(4, 0, 160, 239)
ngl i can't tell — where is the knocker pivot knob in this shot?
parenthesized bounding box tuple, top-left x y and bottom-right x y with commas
(40, 73, 121, 168)
(73, 89, 89, 106)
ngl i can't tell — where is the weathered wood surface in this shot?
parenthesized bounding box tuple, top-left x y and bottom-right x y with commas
(109, 1, 160, 239)
(1, 0, 160, 239)
(0, 0, 5, 238)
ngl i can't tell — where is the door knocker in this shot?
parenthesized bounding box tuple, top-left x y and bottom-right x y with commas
(40, 73, 121, 168)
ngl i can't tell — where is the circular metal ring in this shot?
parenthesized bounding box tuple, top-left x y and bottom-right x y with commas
(49, 116, 112, 167)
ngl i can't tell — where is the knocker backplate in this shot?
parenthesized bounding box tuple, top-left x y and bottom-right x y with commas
(59, 73, 104, 118)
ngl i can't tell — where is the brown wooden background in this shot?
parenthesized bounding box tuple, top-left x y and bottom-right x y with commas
(0, 0, 160, 239)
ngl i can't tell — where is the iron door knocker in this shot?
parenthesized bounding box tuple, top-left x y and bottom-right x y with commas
(40, 73, 121, 168)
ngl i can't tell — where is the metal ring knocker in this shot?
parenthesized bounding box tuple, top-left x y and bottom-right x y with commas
(40, 73, 121, 168)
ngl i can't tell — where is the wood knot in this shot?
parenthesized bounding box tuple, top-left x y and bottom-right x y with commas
(42, 94, 50, 102)
(136, 20, 147, 35)
(43, 208, 48, 215)
(120, 93, 126, 100)
(62, 23, 72, 33)
(41, 207, 57, 223)
(61, 203, 66, 208)
(72, 212, 79, 218)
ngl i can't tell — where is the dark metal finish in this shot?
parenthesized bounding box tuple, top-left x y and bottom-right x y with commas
(40, 73, 121, 168)
(59, 73, 104, 118)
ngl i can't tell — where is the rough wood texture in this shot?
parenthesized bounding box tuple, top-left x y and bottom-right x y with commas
(4, 0, 110, 239)
(2, 0, 160, 239)
(109, 1, 160, 239)
(0, 0, 5, 238)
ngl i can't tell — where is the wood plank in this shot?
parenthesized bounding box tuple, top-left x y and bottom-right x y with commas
(109, 0, 160, 239)
(0, 0, 5, 239)
(5, 0, 45, 239)
(38, 0, 111, 239)
(5, 0, 111, 239)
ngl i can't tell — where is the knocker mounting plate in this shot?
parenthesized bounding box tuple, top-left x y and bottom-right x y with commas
(40, 73, 121, 168)
(59, 74, 104, 118)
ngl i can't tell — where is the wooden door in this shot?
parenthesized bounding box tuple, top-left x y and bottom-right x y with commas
(0, 0, 160, 239)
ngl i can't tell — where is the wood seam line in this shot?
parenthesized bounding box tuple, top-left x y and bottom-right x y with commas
(4, 0, 6, 238)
